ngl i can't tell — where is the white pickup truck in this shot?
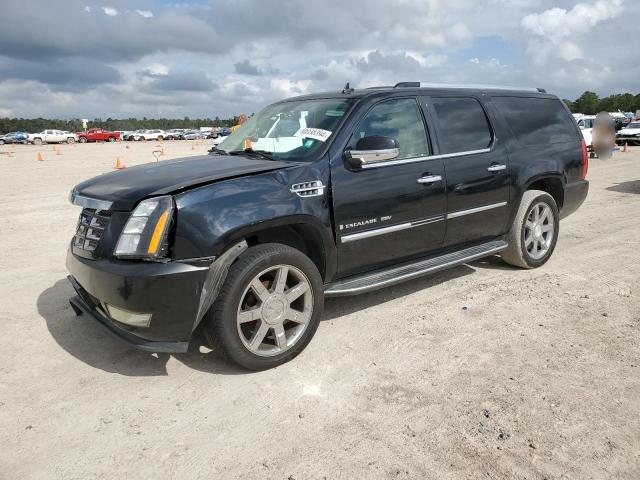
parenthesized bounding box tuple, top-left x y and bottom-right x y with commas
(576, 115, 595, 148)
(28, 130, 77, 145)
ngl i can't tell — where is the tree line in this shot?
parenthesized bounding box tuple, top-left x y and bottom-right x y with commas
(564, 91, 640, 115)
(0, 116, 241, 134)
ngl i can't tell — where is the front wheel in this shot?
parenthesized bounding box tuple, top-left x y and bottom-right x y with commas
(501, 190, 559, 269)
(78, 137, 87, 143)
(107, 136, 115, 142)
(203, 243, 324, 370)
(67, 137, 75, 144)
(157, 136, 163, 141)
(33, 138, 43, 145)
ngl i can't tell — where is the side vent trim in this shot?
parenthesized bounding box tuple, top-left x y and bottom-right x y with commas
(290, 181, 325, 198)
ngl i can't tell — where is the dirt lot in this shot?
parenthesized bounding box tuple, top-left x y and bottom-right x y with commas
(0, 140, 638, 479)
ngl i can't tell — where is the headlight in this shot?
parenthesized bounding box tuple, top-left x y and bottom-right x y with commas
(114, 196, 173, 259)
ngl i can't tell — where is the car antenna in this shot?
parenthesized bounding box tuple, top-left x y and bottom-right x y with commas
(342, 82, 354, 94)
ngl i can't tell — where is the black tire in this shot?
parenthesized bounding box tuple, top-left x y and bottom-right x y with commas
(33, 138, 43, 145)
(107, 136, 115, 142)
(78, 137, 87, 143)
(501, 190, 559, 269)
(157, 136, 163, 141)
(0, 139, 4, 145)
(203, 243, 324, 370)
(67, 137, 75, 144)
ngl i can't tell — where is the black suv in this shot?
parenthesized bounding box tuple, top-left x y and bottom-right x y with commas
(67, 82, 589, 370)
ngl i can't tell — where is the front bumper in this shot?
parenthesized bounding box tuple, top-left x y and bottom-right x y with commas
(560, 180, 589, 219)
(66, 249, 211, 352)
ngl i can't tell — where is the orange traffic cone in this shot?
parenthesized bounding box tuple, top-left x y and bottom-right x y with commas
(37, 152, 44, 161)
(114, 157, 125, 170)
(56, 147, 62, 156)
(160, 148, 165, 156)
(623, 142, 628, 153)
(125, 144, 130, 149)
(191, 144, 195, 150)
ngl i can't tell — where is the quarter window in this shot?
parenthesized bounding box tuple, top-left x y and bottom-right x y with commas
(352, 98, 429, 160)
(430, 97, 492, 154)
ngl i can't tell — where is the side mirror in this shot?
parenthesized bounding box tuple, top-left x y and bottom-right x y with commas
(344, 135, 400, 169)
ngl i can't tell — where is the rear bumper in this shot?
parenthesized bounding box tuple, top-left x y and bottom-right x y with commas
(560, 180, 589, 219)
(66, 248, 210, 351)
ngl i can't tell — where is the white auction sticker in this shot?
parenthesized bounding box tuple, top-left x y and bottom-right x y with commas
(293, 127, 332, 142)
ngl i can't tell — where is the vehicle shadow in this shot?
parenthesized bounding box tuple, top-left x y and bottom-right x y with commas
(606, 180, 640, 194)
(37, 279, 246, 377)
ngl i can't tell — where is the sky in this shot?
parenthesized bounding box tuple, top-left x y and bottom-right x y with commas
(0, 0, 637, 119)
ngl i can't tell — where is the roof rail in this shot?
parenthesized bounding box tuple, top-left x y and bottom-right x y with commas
(393, 82, 541, 92)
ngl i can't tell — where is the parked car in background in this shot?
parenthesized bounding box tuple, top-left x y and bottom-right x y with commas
(28, 129, 77, 145)
(183, 130, 205, 140)
(76, 128, 121, 143)
(134, 129, 166, 141)
(212, 128, 232, 145)
(0, 131, 28, 144)
(166, 129, 187, 140)
(576, 115, 595, 147)
(123, 130, 147, 141)
(616, 122, 640, 145)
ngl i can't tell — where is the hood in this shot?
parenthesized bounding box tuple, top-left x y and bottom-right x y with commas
(72, 154, 293, 211)
(619, 127, 640, 135)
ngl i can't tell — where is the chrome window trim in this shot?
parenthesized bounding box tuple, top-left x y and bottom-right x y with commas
(360, 148, 491, 170)
(446, 201, 507, 219)
(341, 216, 444, 243)
(69, 191, 113, 211)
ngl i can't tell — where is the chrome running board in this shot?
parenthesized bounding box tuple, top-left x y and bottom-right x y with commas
(324, 240, 507, 297)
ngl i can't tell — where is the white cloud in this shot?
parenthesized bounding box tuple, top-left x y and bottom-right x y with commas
(145, 63, 169, 76)
(84, 6, 90, 13)
(469, 58, 481, 64)
(101, 6, 118, 17)
(522, 0, 624, 61)
(135, 9, 153, 19)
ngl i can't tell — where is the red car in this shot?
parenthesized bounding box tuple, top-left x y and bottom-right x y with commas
(76, 128, 120, 143)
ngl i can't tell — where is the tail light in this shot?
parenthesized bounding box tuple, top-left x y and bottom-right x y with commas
(580, 139, 588, 179)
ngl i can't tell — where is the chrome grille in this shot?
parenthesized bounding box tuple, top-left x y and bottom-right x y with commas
(74, 208, 111, 252)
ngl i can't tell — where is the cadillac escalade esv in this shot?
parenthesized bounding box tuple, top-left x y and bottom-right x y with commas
(66, 82, 589, 370)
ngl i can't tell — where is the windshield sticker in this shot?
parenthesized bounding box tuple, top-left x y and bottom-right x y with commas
(294, 127, 332, 142)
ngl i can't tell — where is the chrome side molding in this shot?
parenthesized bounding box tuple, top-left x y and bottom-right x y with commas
(340, 215, 444, 243)
(446, 201, 507, 219)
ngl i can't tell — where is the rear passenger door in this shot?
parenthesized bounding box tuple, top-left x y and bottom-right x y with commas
(423, 96, 510, 246)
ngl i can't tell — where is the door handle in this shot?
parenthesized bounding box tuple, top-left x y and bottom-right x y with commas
(417, 174, 442, 184)
(487, 164, 506, 172)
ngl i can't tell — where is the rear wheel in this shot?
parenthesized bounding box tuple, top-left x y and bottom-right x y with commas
(78, 137, 87, 143)
(67, 137, 75, 144)
(107, 136, 115, 142)
(0, 139, 4, 145)
(33, 138, 43, 145)
(203, 243, 324, 370)
(501, 190, 559, 269)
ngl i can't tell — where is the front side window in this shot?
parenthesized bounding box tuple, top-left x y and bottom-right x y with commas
(430, 97, 493, 154)
(218, 98, 354, 162)
(350, 98, 429, 160)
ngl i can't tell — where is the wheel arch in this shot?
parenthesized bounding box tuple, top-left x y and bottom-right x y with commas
(524, 174, 564, 209)
(218, 216, 336, 282)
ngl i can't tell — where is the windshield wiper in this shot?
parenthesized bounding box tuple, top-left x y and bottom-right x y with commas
(228, 149, 277, 161)
(208, 146, 227, 155)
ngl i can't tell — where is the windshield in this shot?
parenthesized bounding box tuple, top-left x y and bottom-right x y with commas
(217, 98, 354, 161)
(627, 122, 640, 129)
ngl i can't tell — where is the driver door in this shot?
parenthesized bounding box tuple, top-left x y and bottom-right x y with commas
(331, 97, 447, 278)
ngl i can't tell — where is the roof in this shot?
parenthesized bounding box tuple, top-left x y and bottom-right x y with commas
(280, 82, 552, 103)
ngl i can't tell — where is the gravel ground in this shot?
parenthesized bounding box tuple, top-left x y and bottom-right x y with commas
(0, 141, 638, 479)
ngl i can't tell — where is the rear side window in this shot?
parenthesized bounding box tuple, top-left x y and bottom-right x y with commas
(492, 97, 578, 145)
(430, 97, 492, 154)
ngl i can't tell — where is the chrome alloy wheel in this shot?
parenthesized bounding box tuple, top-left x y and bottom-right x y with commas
(236, 265, 313, 357)
(524, 202, 555, 260)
